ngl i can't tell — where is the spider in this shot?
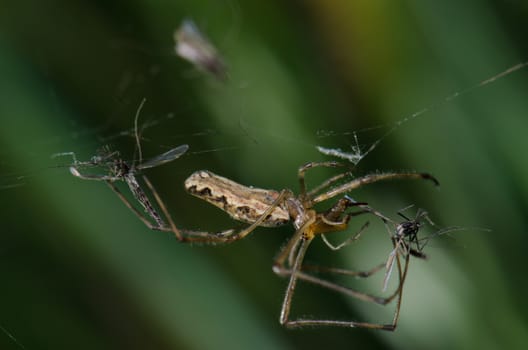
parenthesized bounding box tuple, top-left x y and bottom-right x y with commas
(179, 162, 439, 330)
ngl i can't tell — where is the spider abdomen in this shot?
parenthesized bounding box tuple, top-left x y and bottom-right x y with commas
(184, 170, 290, 227)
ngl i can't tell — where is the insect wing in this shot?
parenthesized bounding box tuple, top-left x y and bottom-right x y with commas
(382, 248, 397, 292)
(175, 20, 216, 61)
(174, 19, 227, 79)
(382, 236, 405, 292)
(138, 144, 189, 170)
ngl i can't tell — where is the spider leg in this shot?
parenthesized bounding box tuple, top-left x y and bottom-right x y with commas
(285, 228, 386, 281)
(276, 233, 408, 330)
(278, 234, 312, 326)
(272, 200, 412, 329)
(274, 262, 401, 306)
(320, 221, 368, 251)
(273, 223, 402, 306)
(307, 172, 349, 199)
(287, 234, 302, 268)
(300, 262, 386, 278)
(313, 171, 439, 204)
(297, 161, 343, 198)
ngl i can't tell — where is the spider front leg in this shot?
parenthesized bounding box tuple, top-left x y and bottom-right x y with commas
(313, 171, 439, 205)
(297, 161, 344, 198)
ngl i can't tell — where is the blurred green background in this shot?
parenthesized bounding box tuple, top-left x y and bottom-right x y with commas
(1, 1, 527, 349)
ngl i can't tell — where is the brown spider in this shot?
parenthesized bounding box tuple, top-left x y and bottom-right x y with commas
(180, 162, 439, 330)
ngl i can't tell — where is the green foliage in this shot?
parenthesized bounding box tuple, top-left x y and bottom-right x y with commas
(1, 1, 527, 349)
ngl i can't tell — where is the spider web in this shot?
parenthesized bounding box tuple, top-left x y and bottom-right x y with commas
(1, 2, 528, 349)
(0, 60, 525, 190)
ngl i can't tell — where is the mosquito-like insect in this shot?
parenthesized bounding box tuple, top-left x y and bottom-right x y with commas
(181, 162, 439, 330)
(359, 204, 473, 294)
(53, 144, 189, 230)
(174, 19, 228, 80)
